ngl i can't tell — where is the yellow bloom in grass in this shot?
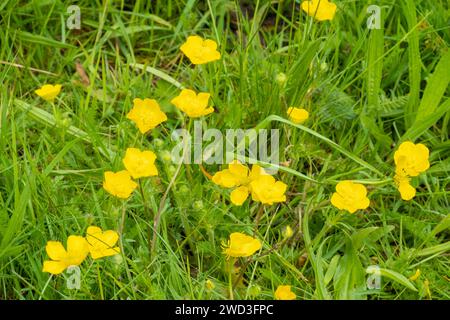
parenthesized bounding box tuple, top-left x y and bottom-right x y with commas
(126, 98, 167, 134)
(205, 279, 215, 290)
(409, 269, 421, 281)
(180, 35, 221, 65)
(42, 236, 89, 275)
(394, 174, 416, 201)
(250, 175, 287, 205)
(212, 161, 265, 205)
(103, 170, 137, 199)
(287, 107, 309, 124)
(35, 84, 62, 102)
(331, 180, 370, 213)
(282, 225, 294, 239)
(274, 285, 296, 300)
(123, 148, 158, 179)
(222, 232, 262, 258)
(301, 0, 337, 21)
(86, 226, 120, 260)
(394, 141, 430, 177)
(171, 89, 214, 118)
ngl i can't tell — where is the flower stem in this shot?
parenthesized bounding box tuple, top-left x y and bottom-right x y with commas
(138, 180, 153, 254)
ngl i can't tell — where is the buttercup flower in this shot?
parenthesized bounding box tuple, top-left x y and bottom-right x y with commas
(123, 148, 158, 179)
(409, 269, 421, 281)
(171, 89, 214, 118)
(86, 226, 120, 260)
(205, 279, 215, 290)
(394, 141, 430, 177)
(126, 98, 167, 134)
(250, 175, 287, 205)
(282, 226, 294, 239)
(274, 285, 296, 300)
(180, 35, 221, 65)
(212, 161, 265, 205)
(103, 170, 137, 199)
(42, 236, 89, 275)
(301, 0, 337, 21)
(222, 232, 261, 258)
(331, 180, 370, 213)
(287, 107, 309, 124)
(35, 84, 62, 102)
(394, 174, 416, 201)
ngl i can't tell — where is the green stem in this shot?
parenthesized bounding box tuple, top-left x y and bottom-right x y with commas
(138, 180, 153, 254)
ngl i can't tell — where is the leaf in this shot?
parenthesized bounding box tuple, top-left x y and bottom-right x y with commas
(255, 115, 384, 176)
(415, 49, 450, 121)
(401, 0, 422, 126)
(367, 267, 417, 291)
(324, 255, 340, 286)
(415, 241, 450, 257)
(17, 31, 76, 49)
(352, 225, 395, 250)
(401, 98, 450, 141)
(130, 63, 184, 89)
(430, 214, 450, 238)
(362, 8, 393, 148)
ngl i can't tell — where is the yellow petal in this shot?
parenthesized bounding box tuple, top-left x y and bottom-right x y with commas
(398, 180, 416, 201)
(287, 107, 309, 124)
(274, 285, 296, 300)
(66, 235, 89, 266)
(230, 186, 249, 206)
(223, 232, 261, 258)
(301, 0, 337, 21)
(123, 148, 158, 179)
(42, 260, 67, 275)
(45, 241, 67, 261)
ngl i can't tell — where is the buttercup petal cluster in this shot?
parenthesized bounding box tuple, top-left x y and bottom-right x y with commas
(43, 226, 120, 275)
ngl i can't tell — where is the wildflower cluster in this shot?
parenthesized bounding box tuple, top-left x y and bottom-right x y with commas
(212, 161, 287, 206)
(33, 0, 434, 299)
(42, 226, 120, 275)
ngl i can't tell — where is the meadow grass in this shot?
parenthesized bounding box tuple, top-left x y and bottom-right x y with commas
(0, 0, 449, 300)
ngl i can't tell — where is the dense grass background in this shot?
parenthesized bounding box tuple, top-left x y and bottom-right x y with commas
(0, 0, 449, 299)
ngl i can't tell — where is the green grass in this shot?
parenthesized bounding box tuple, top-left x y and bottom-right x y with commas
(0, 0, 449, 300)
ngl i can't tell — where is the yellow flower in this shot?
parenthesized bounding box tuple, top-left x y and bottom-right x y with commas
(287, 107, 309, 124)
(205, 279, 215, 290)
(212, 161, 265, 205)
(171, 89, 214, 118)
(35, 84, 62, 102)
(123, 148, 158, 179)
(250, 175, 287, 205)
(126, 98, 167, 134)
(409, 269, 421, 281)
(274, 285, 296, 300)
(103, 170, 137, 199)
(222, 232, 261, 258)
(301, 0, 337, 21)
(42, 236, 89, 275)
(394, 174, 416, 201)
(282, 226, 294, 239)
(180, 35, 221, 65)
(394, 141, 430, 177)
(86, 226, 120, 260)
(331, 180, 370, 213)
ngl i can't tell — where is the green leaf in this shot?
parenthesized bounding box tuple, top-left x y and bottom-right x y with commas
(401, 98, 450, 141)
(415, 49, 450, 121)
(367, 267, 417, 291)
(401, 0, 422, 126)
